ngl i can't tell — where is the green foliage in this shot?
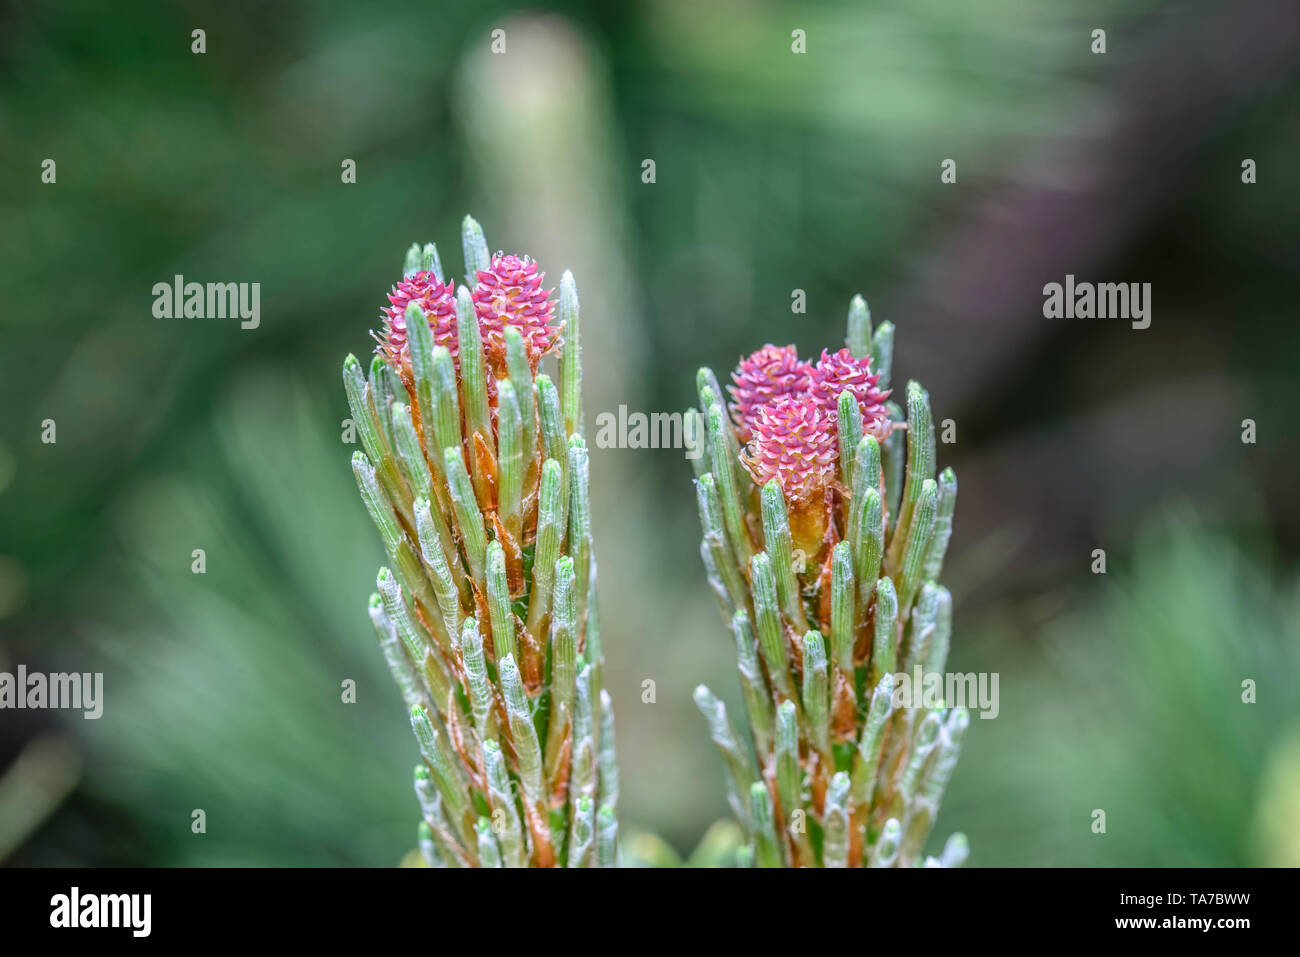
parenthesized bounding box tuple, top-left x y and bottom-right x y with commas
(940, 512, 1300, 867)
(4, 1, 1297, 869)
(344, 219, 617, 867)
(690, 302, 967, 866)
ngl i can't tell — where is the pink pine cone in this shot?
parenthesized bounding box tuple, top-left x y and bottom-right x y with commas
(744, 393, 838, 504)
(812, 347, 891, 440)
(375, 271, 458, 375)
(728, 345, 815, 441)
(472, 253, 560, 373)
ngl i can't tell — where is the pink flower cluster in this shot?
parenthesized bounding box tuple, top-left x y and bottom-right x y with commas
(746, 395, 839, 504)
(377, 253, 560, 380)
(375, 271, 458, 373)
(729, 344, 889, 502)
(472, 254, 560, 371)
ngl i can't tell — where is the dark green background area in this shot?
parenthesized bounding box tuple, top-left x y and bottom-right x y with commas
(1, 0, 1297, 866)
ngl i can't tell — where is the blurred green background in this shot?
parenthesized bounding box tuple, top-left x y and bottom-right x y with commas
(1, 0, 1297, 866)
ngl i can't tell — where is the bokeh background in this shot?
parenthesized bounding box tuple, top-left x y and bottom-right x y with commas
(2, 0, 1298, 866)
